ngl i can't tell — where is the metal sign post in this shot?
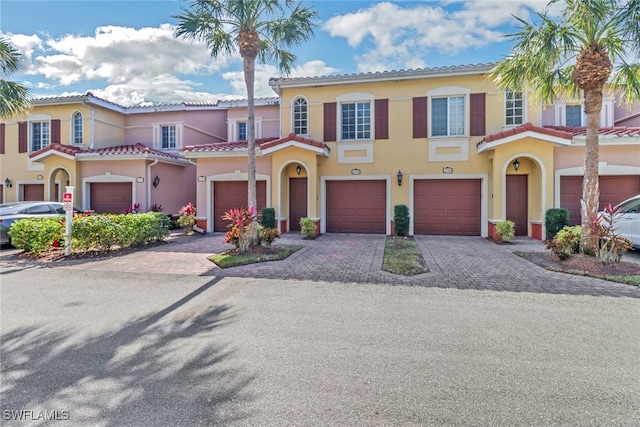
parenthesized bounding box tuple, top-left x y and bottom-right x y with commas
(63, 187, 74, 256)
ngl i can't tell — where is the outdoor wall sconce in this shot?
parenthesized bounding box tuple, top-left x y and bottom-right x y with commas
(153, 176, 160, 188)
(512, 158, 520, 171)
(4, 178, 12, 188)
(296, 164, 302, 175)
(397, 170, 403, 186)
(136, 177, 144, 183)
(198, 176, 206, 182)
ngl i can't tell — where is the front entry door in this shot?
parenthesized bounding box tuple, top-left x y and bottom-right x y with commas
(289, 178, 307, 231)
(506, 175, 528, 236)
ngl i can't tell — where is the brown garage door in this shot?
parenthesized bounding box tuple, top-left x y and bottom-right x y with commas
(326, 180, 386, 233)
(90, 182, 133, 213)
(560, 175, 640, 225)
(213, 181, 267, 232)
(414, 179, 481, 235)
(23, 184, 44, 201)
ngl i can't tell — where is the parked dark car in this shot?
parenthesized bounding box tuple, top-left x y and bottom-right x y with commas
(0, 201, 65, 245)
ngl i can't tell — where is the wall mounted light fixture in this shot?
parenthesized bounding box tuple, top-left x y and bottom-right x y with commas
(397, 170, 403, 186)
(512, 158, 520, 171)
(153, 176, 160, 188)
(4, 178, 12, 188)
(296, 164, 302, 175)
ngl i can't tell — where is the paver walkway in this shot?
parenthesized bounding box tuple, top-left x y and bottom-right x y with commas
(2, 232, 638, 298)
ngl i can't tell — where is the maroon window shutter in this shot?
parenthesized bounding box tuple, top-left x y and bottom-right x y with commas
(18, 122, 27, 153)
(470, 93, 486, 136)
(412, 97, 428, 138)
(51, 119, 61, 144)
(0, 123, 5, 154)
(324, 102, 336, 142)
(375, 99, 389, 139)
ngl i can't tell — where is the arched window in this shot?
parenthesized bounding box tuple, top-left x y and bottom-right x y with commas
(73, 112, 83, 144)
(293, 97, 308, 135)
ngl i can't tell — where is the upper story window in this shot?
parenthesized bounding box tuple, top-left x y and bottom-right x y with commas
(31, 121, 50, 151)
(293, 97, 308, 135)
(341, 101, 371, 140)
(505, 91, 524, 126)
(161, 125, 176, 148)
(432, 96, 465, 137)
(153, 123, 182, 150)
(566, 105, 582, 126)
(237, 122, 247, 140)
(72, 112, 83, 145)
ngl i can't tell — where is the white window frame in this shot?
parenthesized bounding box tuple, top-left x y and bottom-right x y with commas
(28, 114, 51, 152)
(427, 87, 470, 138)
(336, 92, 374, 142)
(292, 97, 308, 135)
(161, 125, 177, 149)
(504, 90, 525, 127)
(237, 122, 247, 140)
(553, 99, 614, 127)
(72, 111, 83, 145)
(152, 122, 183, 150)
(227, 118, 263, 141)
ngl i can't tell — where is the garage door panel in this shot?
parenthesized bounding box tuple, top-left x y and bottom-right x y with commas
(90, 182, 132, 214)
(561, 175, 640, 225)
(326, 180, 386, 233)
(213, 181, 267, 232)
(414, 179, 481, 236)
(23, 184, 44, 201)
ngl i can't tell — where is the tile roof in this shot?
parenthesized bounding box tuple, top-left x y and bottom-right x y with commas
(182, 137, 279, 153)
(29, 143, 184, 160)
(544, 126, 640, 137)
(478, 122, 574, 146)
(270, 62, 495, 87)
(260, 133, 329, 151)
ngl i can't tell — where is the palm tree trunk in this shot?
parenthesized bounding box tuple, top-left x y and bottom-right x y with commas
(244, 54, 258, 245)
(580, 86, 603, 254)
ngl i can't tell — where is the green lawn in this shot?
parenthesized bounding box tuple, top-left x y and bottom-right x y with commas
(208, 244, 302, 268)
(382, 237, 429, 276)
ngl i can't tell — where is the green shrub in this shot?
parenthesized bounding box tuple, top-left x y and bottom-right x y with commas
(496, 220, 515, 242)
(299, 217, 316, 238)
(546, 225, 581, 260)
(258, 226, 280, 248)
(9, 217, 64, 255)
(393, 204, 410, 236)
(260, 207, 276, 229)
(545, 208, 570, 240)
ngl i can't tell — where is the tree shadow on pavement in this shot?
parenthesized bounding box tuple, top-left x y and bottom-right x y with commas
(1, 277, 255, 426)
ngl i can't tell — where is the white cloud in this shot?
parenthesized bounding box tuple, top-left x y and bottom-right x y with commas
(323, 0, 547, 73)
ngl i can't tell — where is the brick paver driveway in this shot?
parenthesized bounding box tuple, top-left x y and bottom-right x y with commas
(3, 232, 638, 298)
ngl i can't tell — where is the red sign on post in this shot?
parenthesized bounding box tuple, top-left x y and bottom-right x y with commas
(63, 192, 73, 211)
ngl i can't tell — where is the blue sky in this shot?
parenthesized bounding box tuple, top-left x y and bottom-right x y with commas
(0, 0, 550, 106)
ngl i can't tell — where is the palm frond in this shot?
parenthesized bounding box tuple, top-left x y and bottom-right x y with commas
(0, 80, 31, 119)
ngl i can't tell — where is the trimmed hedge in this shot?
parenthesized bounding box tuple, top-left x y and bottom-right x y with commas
(260, 207, 276, 229)
(394, 204, 410, 236)
(9, 212, 170, 254)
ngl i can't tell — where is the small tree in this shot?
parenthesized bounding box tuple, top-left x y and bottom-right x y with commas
(393, 205, 410, 236)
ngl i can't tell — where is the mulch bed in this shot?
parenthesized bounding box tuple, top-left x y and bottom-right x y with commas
(218, 245, 288, 257)
(519, 252, 640, 277)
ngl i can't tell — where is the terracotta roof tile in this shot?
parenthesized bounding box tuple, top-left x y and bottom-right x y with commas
(29, 143, 82, 158)
(182, 137, 279, 153)
(260, 133, 329, 151)
(478, 122, 574, 146)
(29, 142, 184, 160)
(544, 126, 640, 137)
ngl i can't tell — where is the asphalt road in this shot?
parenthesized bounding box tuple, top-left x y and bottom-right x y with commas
(1, 265, 639, 426)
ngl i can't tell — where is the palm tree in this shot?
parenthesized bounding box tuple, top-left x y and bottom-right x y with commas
(491, 0, 640, 253)
(0, 36, 31, 119)
(174, 0, 317, 245)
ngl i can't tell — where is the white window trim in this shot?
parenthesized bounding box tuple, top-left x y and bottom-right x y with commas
(228, 117, 263, 141)
(504, 90, 526, 127)
(71, 110, 84, 145)
(553, 98, 614, 127)
(292, 96, 309, 136)
(336, 92, 374, 142)
(152, 122, 183, 150)
(27, 113, 51, 152)
(427, 87, 470, 138)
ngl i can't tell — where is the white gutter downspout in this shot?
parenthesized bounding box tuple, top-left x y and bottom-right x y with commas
(147, 159, 159, 211)
(81, 100, 95, 149)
